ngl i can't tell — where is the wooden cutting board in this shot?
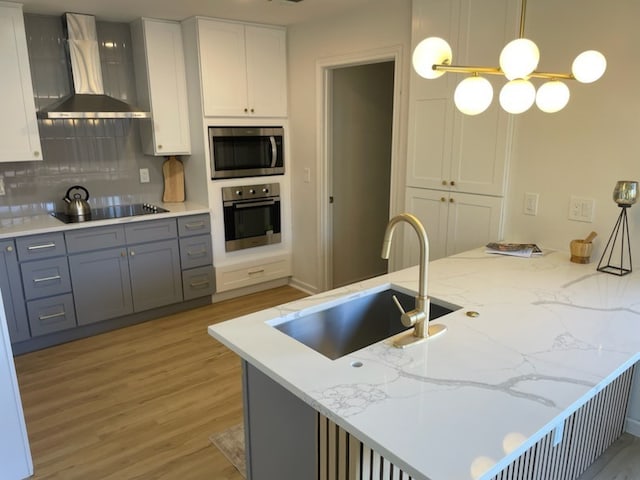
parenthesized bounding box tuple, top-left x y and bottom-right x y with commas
(162, 156, 185, 202)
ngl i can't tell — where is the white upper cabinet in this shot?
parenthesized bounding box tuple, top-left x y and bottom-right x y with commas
(407, 0, 515, 196)
(197, 18, 287, 118)
(0, 2, 42, 162)
(131, 18, 191, 156)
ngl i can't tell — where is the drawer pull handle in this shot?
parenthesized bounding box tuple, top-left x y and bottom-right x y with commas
(187, 249, 207, 257)
(39, 311, 66, 321)
(185, 221, 205, 229)
(248, 268, 265, 275)
(190, 280, 210, 288)
(33, 275, 62, 283)
(28, 242, 56, 250)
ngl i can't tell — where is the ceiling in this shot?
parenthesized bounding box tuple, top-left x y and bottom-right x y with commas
(18, 0, 373, 25)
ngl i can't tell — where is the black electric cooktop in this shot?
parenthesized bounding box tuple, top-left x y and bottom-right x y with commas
(51, 203, 169, 224)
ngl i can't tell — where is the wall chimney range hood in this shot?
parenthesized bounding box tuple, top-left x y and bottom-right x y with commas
(37, 13, 150, 119)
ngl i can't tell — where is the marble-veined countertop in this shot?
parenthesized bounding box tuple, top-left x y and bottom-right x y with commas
(0, 202, 210, 239)
(208, 248, 640, 480)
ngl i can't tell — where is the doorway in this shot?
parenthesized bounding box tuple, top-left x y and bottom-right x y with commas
(328, 61, 395, 288)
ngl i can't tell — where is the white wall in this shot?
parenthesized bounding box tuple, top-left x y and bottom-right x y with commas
(0, 294, 32, 479)
(287, 0, 411, 293)
(504, 0, 640, 261)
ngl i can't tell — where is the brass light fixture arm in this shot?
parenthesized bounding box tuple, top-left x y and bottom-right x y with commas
(432, 64, 575, 81)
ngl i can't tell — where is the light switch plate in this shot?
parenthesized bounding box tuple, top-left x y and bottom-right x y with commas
(0, 176, 5, 196)
(568, 196, 595, 222)
(524, 192, 538, 215)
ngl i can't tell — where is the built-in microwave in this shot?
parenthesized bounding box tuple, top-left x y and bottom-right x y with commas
(209, 126, 284, 180)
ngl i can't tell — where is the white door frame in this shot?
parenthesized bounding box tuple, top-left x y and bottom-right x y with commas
(315, 46, 404, 292)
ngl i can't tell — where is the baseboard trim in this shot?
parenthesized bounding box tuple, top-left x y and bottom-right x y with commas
(625, 417, 640, 437)
(288, 277, 319, 295)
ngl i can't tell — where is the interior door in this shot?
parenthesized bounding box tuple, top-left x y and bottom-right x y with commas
(330, 61, 394, 288)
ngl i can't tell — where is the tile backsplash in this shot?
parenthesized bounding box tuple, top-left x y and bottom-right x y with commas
(0, 14, 165, 219)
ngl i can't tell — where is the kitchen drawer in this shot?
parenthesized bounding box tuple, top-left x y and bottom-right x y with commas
(182, 265, 215, 300)
(178, 214, 211, 237)
(215, 256, 291, 293)
(27, 293, 76, 337)
(16, 232, 66, 261)
(179, 234, 213, 269)
(65, 225, 126, 253)
(125, 218, 177, 244)
(21, 256, 72, 300)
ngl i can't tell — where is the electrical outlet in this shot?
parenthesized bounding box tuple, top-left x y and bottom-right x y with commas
(139, 168, 150, 184)
(524, 192, 538, 215)
(303, 167, 311, 183)
(568, 196, 595, 222)
(0, 176, 5, 196)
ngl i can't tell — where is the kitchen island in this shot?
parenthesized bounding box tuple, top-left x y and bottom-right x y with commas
(208, 248, 640, 480)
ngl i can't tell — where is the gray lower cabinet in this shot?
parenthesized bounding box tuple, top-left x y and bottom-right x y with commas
(177, 214, 214, 299)
(243, 361, 317, 480)
(128, 239, 183, 311)
(26, 293, 76, 336)
(9, 213, 213, 349)
(16, 233, 75, 338)
(68, 247, 134, 325)
(0, 241, 29, 343)
(68, 238, 182, 325)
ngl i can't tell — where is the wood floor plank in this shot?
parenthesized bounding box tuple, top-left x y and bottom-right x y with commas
(13, 285, 307, 479)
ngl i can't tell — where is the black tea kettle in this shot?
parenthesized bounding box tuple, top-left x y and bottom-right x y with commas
(63, 185, 91, 218)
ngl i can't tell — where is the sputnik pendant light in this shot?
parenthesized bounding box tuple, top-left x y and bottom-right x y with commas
(412, 0, 606, 115)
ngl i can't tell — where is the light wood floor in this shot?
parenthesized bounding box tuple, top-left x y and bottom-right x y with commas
(14, 285, 307, 480)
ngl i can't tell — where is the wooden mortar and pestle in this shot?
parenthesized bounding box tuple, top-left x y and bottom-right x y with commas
(570, 231, 597, 263)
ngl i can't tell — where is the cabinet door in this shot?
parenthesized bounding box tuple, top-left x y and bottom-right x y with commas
(0, 3, 42, 162)
(405, 187, 449, 263)
(245, 25, 288, 117)
(128, 239, 182, 311)
(132, 18, 191, 156)
(0, 241, 29, 343)
(407, 0, 513, 196)
(68, 248, 133, 325)
(198, 19, 248, 117)
(446, 192, 503, 256)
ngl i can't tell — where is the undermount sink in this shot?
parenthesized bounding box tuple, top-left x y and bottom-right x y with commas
(271, 288, 461, 360)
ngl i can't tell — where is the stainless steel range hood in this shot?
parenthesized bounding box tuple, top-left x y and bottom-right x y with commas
(37, 13, 150, 119)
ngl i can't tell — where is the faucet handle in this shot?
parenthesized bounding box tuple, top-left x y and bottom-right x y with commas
(392, 295, 425, 328)
(392, 295, 406, 315)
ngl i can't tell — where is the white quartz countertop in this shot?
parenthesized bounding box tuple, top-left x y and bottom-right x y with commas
(0, 202, 210, 239)
(208, 249, 640, 480)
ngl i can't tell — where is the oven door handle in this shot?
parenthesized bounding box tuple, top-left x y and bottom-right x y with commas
(235, 199, 277, 209)
(269, 136, 278, 168)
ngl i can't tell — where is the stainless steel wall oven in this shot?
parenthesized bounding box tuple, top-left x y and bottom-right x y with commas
(209, 126, 284, 179)
(222, 183, 281, 252)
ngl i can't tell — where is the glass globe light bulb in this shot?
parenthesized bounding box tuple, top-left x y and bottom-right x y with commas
(535, 80, 570, 113)
(454, 76, 494, 115)
(412, 37, 453, 79)
(572, 50, 607, 83)
(499, 38, 540, 80)
(499, 79, 536, 114)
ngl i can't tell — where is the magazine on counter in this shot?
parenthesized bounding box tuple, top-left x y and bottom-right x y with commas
(485, 242, 543, 258)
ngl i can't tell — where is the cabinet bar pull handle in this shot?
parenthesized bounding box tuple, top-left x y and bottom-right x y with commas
(190, 280, 210, 288)
(248, 268, 265, 275)
(33, 275, 61, 283)
(185, 221, 205, 229)
(39, 311, 65, 321)
(187, 249, 207, 257)
(27, 242, 56, 250)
